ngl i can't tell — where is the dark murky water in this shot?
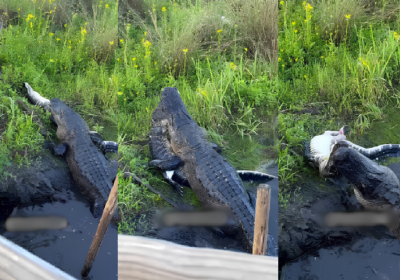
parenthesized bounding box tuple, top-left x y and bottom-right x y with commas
(0, 186, 117, 280)
(281, 163, 400, 280)
(139, 163, 279, 256)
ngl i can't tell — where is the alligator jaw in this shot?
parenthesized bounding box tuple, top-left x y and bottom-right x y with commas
(24, 83, 51, 111)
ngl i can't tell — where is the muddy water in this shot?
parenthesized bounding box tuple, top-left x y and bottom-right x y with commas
(136, 163, 279, 256)
(0, 186, 117, 280)
(281, 163, 400, 280)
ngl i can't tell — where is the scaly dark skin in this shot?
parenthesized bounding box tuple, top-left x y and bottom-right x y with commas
(331, 142, 400, 240)
(24, 82, 118, 218)
(148, 87, 277, 256)
(48, 99, 118, 217)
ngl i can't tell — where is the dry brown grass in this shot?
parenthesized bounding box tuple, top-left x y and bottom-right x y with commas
(120, 0, 278, 75)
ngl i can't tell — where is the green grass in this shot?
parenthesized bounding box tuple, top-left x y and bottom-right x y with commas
(117, 0, 278, 234)
(0, 0, 118, 172)
(278, 0, 400, 204)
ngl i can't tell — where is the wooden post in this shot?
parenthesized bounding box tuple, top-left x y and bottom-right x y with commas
(81, 175, 118, 277)
(252, 184, 271, 255)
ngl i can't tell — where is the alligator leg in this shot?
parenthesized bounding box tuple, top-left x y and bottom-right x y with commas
(89, 131, 104, 146)
(149, 126, 188, 195)
(100, 141, 118, 155)
(89, 131, 118, 155)
(91, 199, 106, 219)
(48, 142, 69, 157)
(209, 141, 222, 154)
(172, 168, 191, 188)
(161, 171, 184, 196)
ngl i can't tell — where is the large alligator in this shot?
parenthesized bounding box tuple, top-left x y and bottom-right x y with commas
(148, 87, 277, 256)
(330, 142, 400, 240)
(305, 127, 400, 240)
(25, 83, 118, 217)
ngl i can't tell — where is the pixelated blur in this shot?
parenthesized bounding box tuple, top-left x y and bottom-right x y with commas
(5, 216, 68, 232)
(154, 206, 234, 228)
(324, 207, 399, 228)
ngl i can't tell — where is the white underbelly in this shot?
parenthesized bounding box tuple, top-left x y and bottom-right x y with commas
(310, 135, 332, 157)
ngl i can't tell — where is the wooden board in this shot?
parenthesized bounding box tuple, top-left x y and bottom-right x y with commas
(118, 234, 278, 280)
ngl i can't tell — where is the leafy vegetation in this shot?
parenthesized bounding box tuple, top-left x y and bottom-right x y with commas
(278, 0, 400, 205)
(117, 0, 278, 234)
(0, 0, 118, 173)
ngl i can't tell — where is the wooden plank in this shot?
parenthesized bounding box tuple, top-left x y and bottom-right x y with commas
(81, 175, 118, 277)
(253, 184, 271, 255)
(118, 235, 278, 280)
(0, 235, 76, 280)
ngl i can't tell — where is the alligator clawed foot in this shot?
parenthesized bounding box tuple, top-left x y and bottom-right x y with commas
(91, 202, 105, 219)
(48, 142, 68, 157)
(100, 141, 118, 155)
(172, 181, 184, 196)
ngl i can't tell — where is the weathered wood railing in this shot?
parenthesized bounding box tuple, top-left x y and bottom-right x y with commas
(0, 235, 77, 280)
(118, 235, 278, 280)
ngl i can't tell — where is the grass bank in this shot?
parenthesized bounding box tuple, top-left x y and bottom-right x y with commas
(117, 0, 278, 234)
(0, 0, 118, 174)
(278, 0, 400, 207)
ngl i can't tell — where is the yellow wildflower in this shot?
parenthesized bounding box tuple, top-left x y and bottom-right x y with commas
(134, 65, 138, 68)
(292, 22, 295, 25)
(183, 48, 188, 53)
(118, 92, 123, 95)
(25, 14, 34, 21)
(56, 38, 60, 41)
(50, 59, 55, 62)
(132, 58, 136, 61)
(109, 41, 114, 45)
(162, 7, 166, 12)
(105, 4, 109, 8)
(294, 30, 298, 33)
(120, 39, 124, 43)
(217, 29, 223, 34)
(279, 1, 284, 5)
(345, 14, 351, 20)
(244, 48, 247, 52)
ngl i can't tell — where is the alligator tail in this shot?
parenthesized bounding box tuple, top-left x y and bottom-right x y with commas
(195, 149, 278, 256)
(342, 140, 400, 160)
